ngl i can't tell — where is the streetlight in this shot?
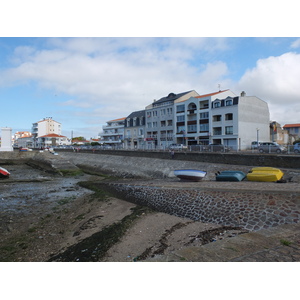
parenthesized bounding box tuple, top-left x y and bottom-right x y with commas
(256, 128, 260, 150)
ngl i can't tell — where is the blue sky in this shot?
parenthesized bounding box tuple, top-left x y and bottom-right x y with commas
(1, 1, 300, 139)
(1, 37, 300, 139)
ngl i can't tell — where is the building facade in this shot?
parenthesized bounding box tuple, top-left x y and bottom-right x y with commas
(124, 110, 146, 149)
(145, 90, 199, 149)
(31, 117, 68, 148)
(283, 124, 300, 143)
(37, 133, 70, 148)
(32, 117, 62, 138)
(99, 117, 125, 148)
(174, 90, 270, 150)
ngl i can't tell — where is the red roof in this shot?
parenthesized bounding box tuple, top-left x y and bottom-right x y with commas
(108, 117, 126, 122)
(39, 133, 66, 138)
(283, 124, 300, 128)
(195, 90, 230, 99)
(177, 90, 230, 103)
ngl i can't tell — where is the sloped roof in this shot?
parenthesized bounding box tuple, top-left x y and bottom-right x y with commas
(39, 133, 67, 138)
(126, 110, 145, 119)
(153, 91, 193, 105)
(176, 90, 230, 103)
(107, 117, 126, 122)
(283, 123, 300, 128)
(195, 89, 230, 99)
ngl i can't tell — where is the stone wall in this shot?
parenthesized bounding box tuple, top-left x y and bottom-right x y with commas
(100, 182, 300, 232)
(66, 149, 300, 169)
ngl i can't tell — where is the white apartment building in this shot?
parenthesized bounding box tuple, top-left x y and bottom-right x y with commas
(31, 117, 69, 148)
(145, 90, 199, 149)
(99, 117, 125, 148)
(32, 117, 62, 138)
(174, 90, 270, 150)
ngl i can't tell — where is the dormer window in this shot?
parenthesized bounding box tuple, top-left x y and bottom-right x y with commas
(214, 101, 221, 108)
(226, 99, 233, 106)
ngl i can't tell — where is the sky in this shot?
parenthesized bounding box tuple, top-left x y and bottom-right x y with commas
(1, 2, 300, 141)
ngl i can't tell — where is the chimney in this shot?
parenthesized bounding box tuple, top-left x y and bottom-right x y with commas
(241, 91, 246, 97)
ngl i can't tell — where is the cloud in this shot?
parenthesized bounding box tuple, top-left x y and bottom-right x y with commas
(0, 37, 231, 121)
(290, 39, 300, 49)
(236, 52, 300, 124)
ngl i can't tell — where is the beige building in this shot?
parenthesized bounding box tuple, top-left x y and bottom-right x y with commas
(32, 117, 62, 139)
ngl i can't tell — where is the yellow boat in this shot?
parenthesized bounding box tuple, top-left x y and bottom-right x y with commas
(246, 167, 284, 182)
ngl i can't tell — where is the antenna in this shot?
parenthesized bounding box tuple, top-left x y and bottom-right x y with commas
(218, 84, 221, 91)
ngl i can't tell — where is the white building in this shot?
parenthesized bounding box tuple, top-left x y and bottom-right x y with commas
(145, 90, 199, 149)
(0, 127, 13, 151)
(31, 117, 68, 148)
(99, 117, 125, 148)
(32, 117, 62, 138)
(174, 90, 270, 150)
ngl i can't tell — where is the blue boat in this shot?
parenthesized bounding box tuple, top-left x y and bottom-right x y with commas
(215, 171, 246, 182)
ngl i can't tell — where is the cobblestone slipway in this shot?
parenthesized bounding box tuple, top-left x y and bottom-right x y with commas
(103, 180, 300, 232)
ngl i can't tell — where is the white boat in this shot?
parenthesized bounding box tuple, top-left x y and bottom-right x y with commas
(174, 169, 207, 182)
(0, 166, 10, 178)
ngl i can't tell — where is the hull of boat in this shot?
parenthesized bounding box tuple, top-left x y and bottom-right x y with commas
(174, 169, 207, 182)
(0, 167, 10, 178)
(216, 171, 246, 182)
(246, 167, 284, 182)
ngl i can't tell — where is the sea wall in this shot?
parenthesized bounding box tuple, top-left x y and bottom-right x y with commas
(99, 182, 300, 231)
(62, 148, 300, 169)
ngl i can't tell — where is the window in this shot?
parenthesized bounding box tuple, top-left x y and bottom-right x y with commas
(213, 115, 222, 122)
(225, 126, 233, 135)
(176, 104, 185, 113)
(160, 121, 166, 127)
(167, 120, 173, 126)
(187, 124, 197, 132)
(153, 122, 158, 127)
(225, 113, 233, 120)
(177, 115, 185, 122)
(177, 126, 185, 133)
(147, 112, 151, 118)
(147, 122, 152, 128)
(226, 99, 233, 106)
(167, 108, 173, 114)
(161, 109, 166, 116)
(214, 101, 221, 108)
(213, 127, 222, 135)
(200, 112, 209, 119)
(200, 124, 209, 132)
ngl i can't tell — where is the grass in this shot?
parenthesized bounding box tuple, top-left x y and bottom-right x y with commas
(280, 239, 292, 246)
(77, 181, 112, 202)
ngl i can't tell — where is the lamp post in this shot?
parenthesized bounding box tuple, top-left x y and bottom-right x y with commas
(256, 128, 260, 150)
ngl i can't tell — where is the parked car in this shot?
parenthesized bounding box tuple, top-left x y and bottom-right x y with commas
(208, 144, 230, 152)
(294, 142, 300, 153)
(168, 144, 187, 150)
(251, 141, 261, 149)
(258, 142, 286, 153)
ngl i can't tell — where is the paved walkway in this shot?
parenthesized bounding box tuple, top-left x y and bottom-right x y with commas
(145, 222, 300, 262)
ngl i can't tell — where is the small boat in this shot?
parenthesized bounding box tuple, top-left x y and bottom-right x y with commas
(174, 169, 207, 182)
(216, 171, 246, 182)
(246, 167, 284, 182)
(0, 167, 10, 178)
